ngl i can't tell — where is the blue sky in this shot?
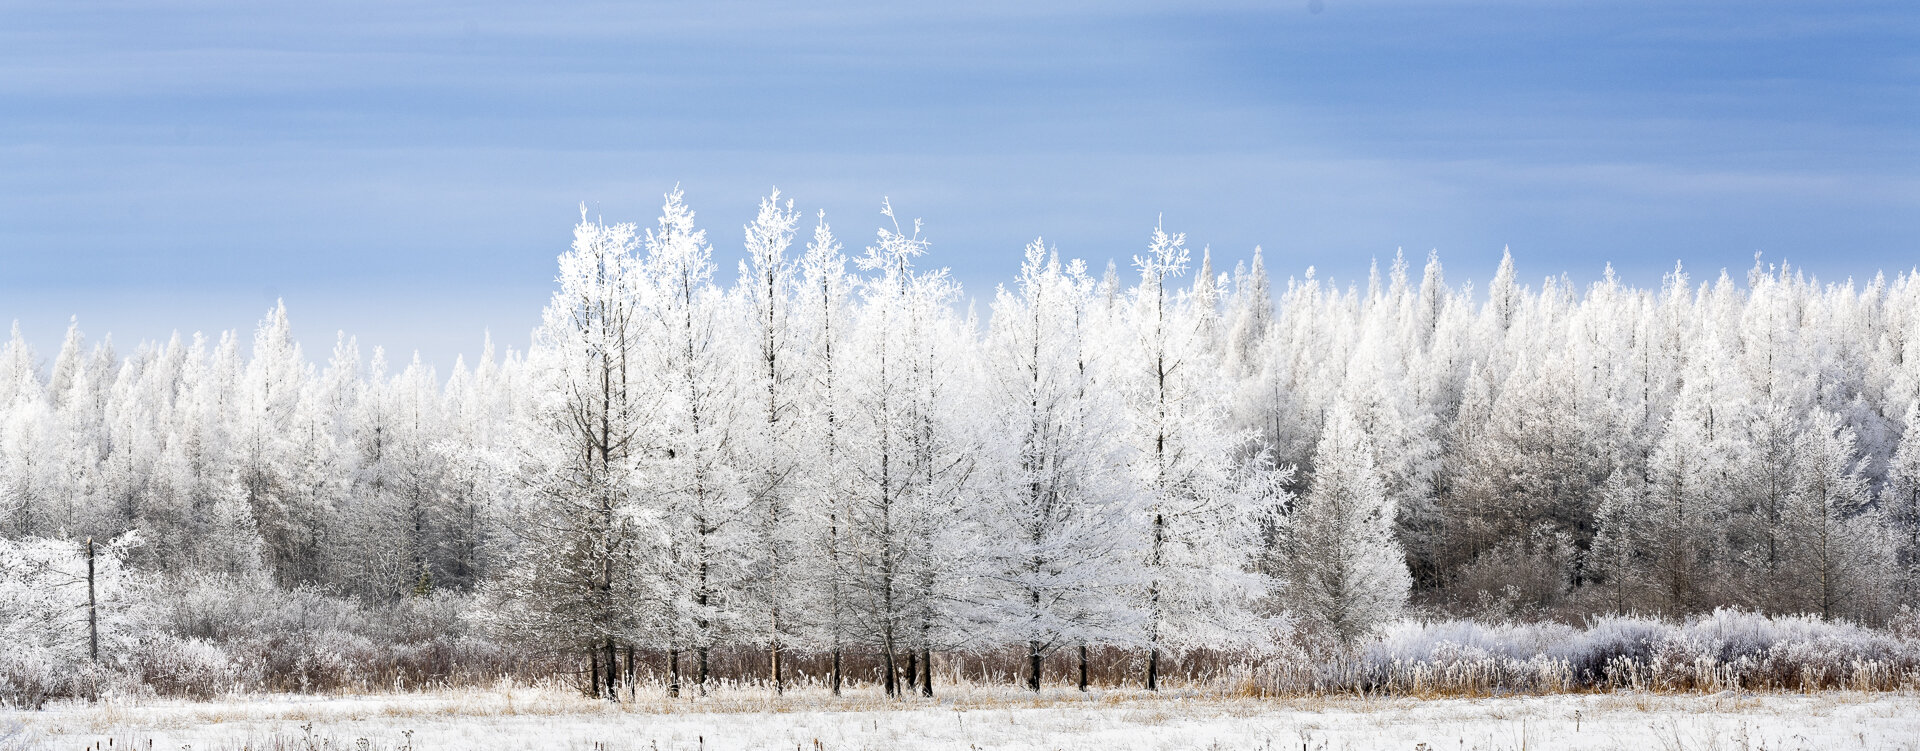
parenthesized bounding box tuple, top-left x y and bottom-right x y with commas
(3, 1, 1916, 367)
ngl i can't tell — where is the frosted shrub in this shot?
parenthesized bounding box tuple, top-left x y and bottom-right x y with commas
(1250, 609, 1920, 696)
(1562, 614, 1666, 678)
(144, 574, 530, 694)
(131, 635, 239, 699)
(0, 650, 63, 710)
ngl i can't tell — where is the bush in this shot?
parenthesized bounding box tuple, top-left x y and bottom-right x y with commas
(1247, 608, 1920, 696)
(144, 574, 533, 694)
(132, 635, 239, 699)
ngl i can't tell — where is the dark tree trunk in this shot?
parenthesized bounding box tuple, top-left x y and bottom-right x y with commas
(1027, 641, 1042, 692)
(604, 637, 619, 700)
(770, 627, 784, 695)
(1146, 648, 1160, 691)
(904, 651, 918, 688)
(831, 649, 843, 696)
(668, 648, 681, 698)
(919, 648, 933, 697)
(1078, 644, 1089, 692)
(882, 647, 898, 697)
(86, 538, 98, 664)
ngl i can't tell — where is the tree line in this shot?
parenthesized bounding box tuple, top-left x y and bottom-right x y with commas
(4, 188, 1919, 698)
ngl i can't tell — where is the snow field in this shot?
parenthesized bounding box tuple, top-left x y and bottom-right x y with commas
(14, 685, 1920, 751)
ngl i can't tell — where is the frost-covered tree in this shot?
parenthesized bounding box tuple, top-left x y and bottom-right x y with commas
(983, 240, 1141, 691)
(841, 201, 978, 698)
(793, 211, 860, 694)
(1642, 368, 1738, 614)
(644, 187, 749, 696)
(496, 209, 653, 700)
(1119, 221, 1269, 689)
(1890, 402, 1920, 602)
(734, 189, 804, 693)
(1280, 402, 1409, 651)
(0, 533, 145, 704)
(1588, 466, 1652, 614)
(237, 303, 321, 588)
(1784, 410, 1892, 620)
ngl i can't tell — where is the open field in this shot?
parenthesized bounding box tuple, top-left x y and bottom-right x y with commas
(10, 685, 1920, 751)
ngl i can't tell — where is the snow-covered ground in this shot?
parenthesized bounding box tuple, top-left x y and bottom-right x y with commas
(11, 684, 1920, 750)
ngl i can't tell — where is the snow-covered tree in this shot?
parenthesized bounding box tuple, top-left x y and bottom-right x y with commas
(496, 208, 654, 700)
(983, 239, 1141, 691)
(840, 201, 979, 697)
(1279, 402, 1409, 651)
(1784, 410, 1892, 620)
(644, 187, 749, 696)
(1118, 220, 1270, 689)
(793, 211, 860, 693)
(734, 189, 805, 693)
(1890, 402, 1920, 603)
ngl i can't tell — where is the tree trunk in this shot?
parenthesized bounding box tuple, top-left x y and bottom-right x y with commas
(86, 537, 98, 664)
(604, 637, 619, 700)
(904, 651, 918, 689)
(1147, 509, 1164, 692)
(1078, 644, 1089, 692)
(919, 648, 933, 697)
(590, 647, 600, 697)
(770, 620, 784, 695)
(668, 648, 681, 698)
(1027, 641, 1042, 692)
(697, 646, 710, 696)
(1146, 648, 1159, 691)
(882, 644, 898, 697)
(831, 648, 843, 696)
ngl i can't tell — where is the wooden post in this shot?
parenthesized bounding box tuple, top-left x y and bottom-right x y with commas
(87, 537, 98, 663)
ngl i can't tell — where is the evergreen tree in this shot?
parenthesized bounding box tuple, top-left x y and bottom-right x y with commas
(1280, 402, 1409, 652)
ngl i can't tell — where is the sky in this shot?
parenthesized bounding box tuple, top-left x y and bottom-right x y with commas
(2, 0, 1916, 368)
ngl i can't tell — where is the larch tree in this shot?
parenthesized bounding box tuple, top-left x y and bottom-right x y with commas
(1280, 401, 1410, 652)
(984, 239, 1141, 692)
(1643, 366, 1738, 614)
(644, 186, 747, 696)
(842, 201, 977, 698)
(735, 189, 804, 693)
(497, 208, 653, 700)
(1588, 465, 1654, 614)
(1119, 220, 1269, 690)
(1784, 410, 1891, 620)
(1889, 402, 1920, 603)
(237, 303, 318, 588)
(793, 213, 858, 694)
